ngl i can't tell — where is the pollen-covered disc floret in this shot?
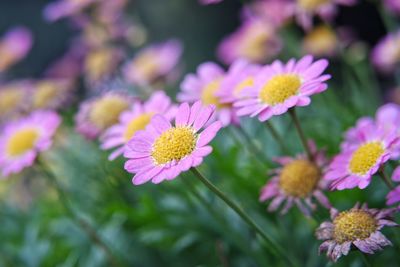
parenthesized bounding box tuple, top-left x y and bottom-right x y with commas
(235, 55, 330, 122)
(0, 110, 61, 177)
(100, 91, 176, 161)
(260, 141, 331, 216)
(316, 203, 397, 262)
(124, 101, 222, 185)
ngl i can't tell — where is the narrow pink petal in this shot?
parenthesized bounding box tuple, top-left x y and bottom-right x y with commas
(193, 105, 215, 130)
(175, 102, 190, 126)
(132, 166, 163, 185)
(197, 121, 222, 147)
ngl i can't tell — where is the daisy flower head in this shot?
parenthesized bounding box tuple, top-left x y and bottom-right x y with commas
(178, 62, 238, 127)
(101, 91, 177, 160)
(123, 40, 183, 87)
(302, 25, 338, 57)
(0, 80, 32, 122)
(372, 30, 400, 74)
(75, 91, 134, 140)
(124, 101, 222, 185)
(235, 55, 330, 122)
(0, 110, 61, 177)
(260, 141, 331, 216)
(325, 125, 400, 190)
(316, 203, 397, 262)
(30, 79, 73, 110)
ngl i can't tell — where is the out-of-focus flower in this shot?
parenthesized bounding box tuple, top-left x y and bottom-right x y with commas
(325, 125, 399, 190)
(95, 0, 128, 24)
(101, 91, 176, 160)
(295, 0, 356, 30)
(123, 40, 182, 87)
(0, 27, 33, 73)
(235, 55, 330, 121)
(43, 0, 96, 22)
(199, 0, 223, 5)
(217, 19, 282, 65)
(83, 46, 123, 85)
(30, 79, 73, 110)
(178, 62, 238, 126)
(384, 0, 400, 15)
(303, 25, 338, 57)
(242, 0, 295, 28)
(0, 80, 31, 121)
(385, 87, 400, 105)
(372, 30, 400, 74)
(260, 141, 331, 216)
(75, 91, 133, 139)
(316, 203, 397, 262)
(387, 168, 400, 204)
(0, 110, 61, 177)
(124, 101, 222, 185)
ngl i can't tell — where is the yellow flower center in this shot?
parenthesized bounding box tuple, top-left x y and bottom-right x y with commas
(132, 52, 159, 81)
(89, 96, 130, 130)
(279, 159, 321, 198)
(201, 78, 229, 109)
(151, 126, 197, 165)
(239, 24, 271, 62)
(0, 88, 23, 114)
(6, 128, 39, 156)
(333, 210, 377, 244)
(349, 142, 385, 175)
(233, 77, 254, 97)
(298, 0, 330, 11)
(303, 25, 337, 56)
(259, 74, 301, 106)
(85, 48, 113, 80)
(123, 113, 153, 141)
(33, 81, 58, 109)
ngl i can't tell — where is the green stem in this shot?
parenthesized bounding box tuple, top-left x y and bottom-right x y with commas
(379, 168, 394, 190)
(289, 108, 313, 161)
(190, 168, 296, 267)
(265, 121, 290, 154)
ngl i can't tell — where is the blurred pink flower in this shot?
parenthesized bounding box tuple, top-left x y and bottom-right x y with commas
(101, 91, 176, 160)
(0, 110, 61, 177)
(234, 55, 330, 121)
(387, 168, 400, 205)
(302, 25, 338, 57)
(0, 27, 33, 72)
(30, 79, 74, 111)
(259, 141, 331, 216)
(371, 30, 400, 74)
(217, 19, 281, 65)
(43, 0, 96, 22)
(124, 101, 222, 185)
(0, 80, 32, 122)
(384, 0, 400, 15)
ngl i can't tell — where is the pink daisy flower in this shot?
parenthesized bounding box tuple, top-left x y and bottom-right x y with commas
(259, 141, 331, 216)
(234, 55, 330, 122)
(325, 126, 400, 190)
(101, 91, 177, 160)
(371, 30, 400, 74)
(0, 110, 61, 177)
(123, 40, 183, 87)
(75, 91, 134, 140)
(316, 203, 397, 262)
(0, 27, 33, 73)
(124, 101, 222, 185)
(178, 62, 238, 127)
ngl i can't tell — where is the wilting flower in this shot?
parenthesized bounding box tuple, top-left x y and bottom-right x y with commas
(101, 91, 176, 160)
(30, 79, 73, 110)
(0, 27, 33, 72)
(123, 40, 182, 87)
(217, 19, 281, 65)
(260, 141, 331, 216)
(372, 30, 400, 74)
(178, 62, 238, 126)
(384, 0, 400, 15)
(235, 55, 330, 121)
(295, 0, 356, 30)
(325, 124, 399, 190)
(0, 80, 31, 121)
(124, 101, 222, 185)
(43, 0, 96, 21)
(316, 203, 397, 262)
(75, 91, 133, 139)
(303, 25, 338, 57)
(0, 110, 61, 177)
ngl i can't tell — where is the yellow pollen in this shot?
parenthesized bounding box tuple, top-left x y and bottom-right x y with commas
(151, 126, 197, 165)
(201, 78, 229, 109)
(85, 48, 114, 81)
(0, 88, 23, 114)
(298, 0, 330, 11)
(123, 113, 153, 141)
(33, 81, 58, 109)
(333, 210, 377, 244)
(6, 128, 39, 156)
(132, 52, 159, 81)
(279, 159, 321, 198)
(303, 25, 337, 56)
(239, 24, 271, 62)
(233, 77, 254, 97)
(89, 96, 129, 130)
(259, 74, 301, 105)
(349, 142, 384, 175)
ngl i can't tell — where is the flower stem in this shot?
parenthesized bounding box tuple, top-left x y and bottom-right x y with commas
(190, 168, 296, 267)
(289, 108, 313, 161)
(264, 121, 290, 154)
(379, 167, 394, 190)
(37, 161, 123, 267)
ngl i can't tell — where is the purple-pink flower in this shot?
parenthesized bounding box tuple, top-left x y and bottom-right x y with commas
(43, 0, 96, 21)
(124, 101, 222, 185)
(386, 166, 400, 205)
(259, 141, 331, 216)
(384, 0, 400, 15)
(101, 91, 176, 160)
(372, 30, 400, 74)
(0, 110, 61, 177)
(234, 55, 330, 121)
(316, 203, 397, 262)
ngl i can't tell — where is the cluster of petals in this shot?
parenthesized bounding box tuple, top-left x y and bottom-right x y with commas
(371, 30, 400, 74)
